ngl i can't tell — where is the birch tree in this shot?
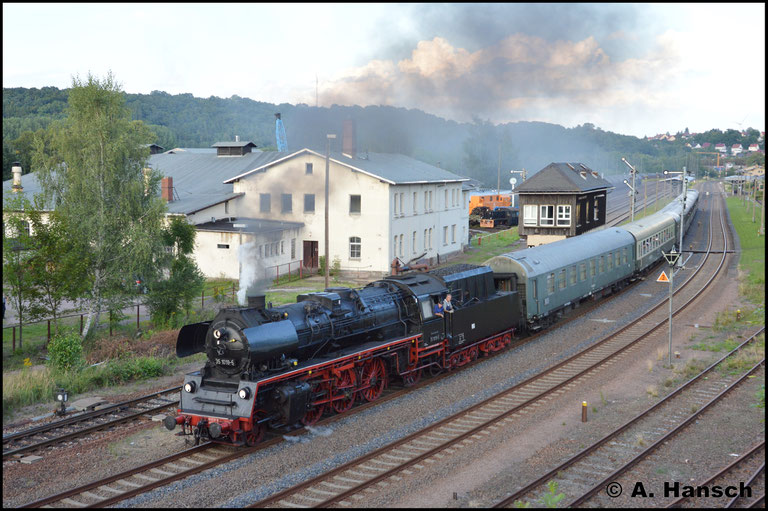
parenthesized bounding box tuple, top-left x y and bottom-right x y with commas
(33, 72, 167, 340)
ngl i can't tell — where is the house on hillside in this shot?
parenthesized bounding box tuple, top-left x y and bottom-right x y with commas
(749, 144, 759, 152)
(731, 144, 743, 155)
(715, 143, 727, 153)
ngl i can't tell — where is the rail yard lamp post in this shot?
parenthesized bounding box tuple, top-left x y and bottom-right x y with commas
(663, 168, 687, 267)
(325, 133, 336, 290)
(621, 158, 637, 222)
(509, 169, 526, 208)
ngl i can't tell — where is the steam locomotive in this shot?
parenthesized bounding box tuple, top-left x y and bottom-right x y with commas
(166, 189, 699, 446)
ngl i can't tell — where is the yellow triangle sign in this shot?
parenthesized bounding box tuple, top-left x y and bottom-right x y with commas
(657, 271, 669, 283)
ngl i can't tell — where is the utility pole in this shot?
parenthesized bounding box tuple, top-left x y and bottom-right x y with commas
(643, 178, 647, 218)
(752, 178, 757, 222)
(760, 181, 765, 236)
(497, 143, 501, 194)
(621, 157, 637, 222)
(324, 133, 336, 289)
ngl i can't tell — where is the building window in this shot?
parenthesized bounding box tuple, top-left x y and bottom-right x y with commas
(413, 192, 418, 213)
(291, 238, 296, 259)
(260, 193, 271, 213)
(557, 205, 571, 226)
(593, 199, 599, 221)
(394, 193, 398, 215)
(306, 162, 313, 174)
(424, 229, 428, 250)
(523, 205, 538, 226)
(350, 194, 361, 214)
(349, 236, 361, 259)
(428, 191, 433, 211)
(429, 227, 433, 249)
(451, 224, 456, 243)
(444, 189, 448, 209)
(400, 234, 404, 256)
(224, 201, 229, 214)
(400, 192, 404, 215)
(282, 193, 292, 213)
(217, 243, 229, 249)
(424, 191, 428, 213)
(540, 205, 555, 226)
(304, 194, 315, 213)
(443, 226, 448, 245)
(412, 231, 417, 253)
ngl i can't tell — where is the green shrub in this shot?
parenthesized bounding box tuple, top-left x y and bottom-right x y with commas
(47, 331, 84, 371)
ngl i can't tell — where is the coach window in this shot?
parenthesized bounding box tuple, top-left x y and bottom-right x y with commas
(579, 263, 586, 281)
(615, 252, 621, 267)
(570, 265, 577, 286)
(547, 273, 555, 295)
(558, 269, 566, 290)
(607, 252, 613, 270)
(622, 248, 628, 265)
(589, 259, 596, 277)
(599, 255, 605, 273)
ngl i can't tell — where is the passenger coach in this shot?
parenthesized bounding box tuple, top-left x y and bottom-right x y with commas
(486, 228, 635, 329)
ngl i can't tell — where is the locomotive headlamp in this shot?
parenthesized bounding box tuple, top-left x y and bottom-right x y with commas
(238, 388, 251, 400)
(213, 329, 221, 339)
(184, 381, 197, 393)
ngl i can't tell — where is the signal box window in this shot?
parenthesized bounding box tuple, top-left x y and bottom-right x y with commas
(523, 205, 538, 226)
(540, 205, 554, 226)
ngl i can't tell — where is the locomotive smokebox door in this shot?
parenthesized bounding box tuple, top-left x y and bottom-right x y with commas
(273, 381, 311, 424)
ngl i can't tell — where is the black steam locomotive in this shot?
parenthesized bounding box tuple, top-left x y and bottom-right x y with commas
(165, 265, 520, 445)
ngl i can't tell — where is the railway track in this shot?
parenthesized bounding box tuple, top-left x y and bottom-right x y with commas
(243, 184, 734, 508)
(667, 440, 765, 508)
(3, 387, 180, 461)
(492, 328, 764, 508)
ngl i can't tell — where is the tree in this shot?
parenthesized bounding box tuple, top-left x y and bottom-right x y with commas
(2, 192, 40, 348)
(144, 215, 205, 328)
(26, 203, 88, 336)
(32, 72, 168, 340)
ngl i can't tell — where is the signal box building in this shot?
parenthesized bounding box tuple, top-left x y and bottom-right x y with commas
(516, 162, 613, 247)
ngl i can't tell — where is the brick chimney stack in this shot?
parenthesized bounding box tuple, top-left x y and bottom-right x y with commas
(161, 176, 174, 202)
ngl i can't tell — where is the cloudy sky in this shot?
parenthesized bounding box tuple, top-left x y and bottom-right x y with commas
(3, 3, 764, 138)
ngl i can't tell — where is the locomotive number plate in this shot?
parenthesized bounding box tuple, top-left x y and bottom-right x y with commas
(214, 358, 237, 367)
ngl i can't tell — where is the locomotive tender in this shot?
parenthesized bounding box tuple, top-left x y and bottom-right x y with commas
(166, 189, 698, 446)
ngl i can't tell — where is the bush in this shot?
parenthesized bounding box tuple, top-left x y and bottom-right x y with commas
(47, 331, 83, 371)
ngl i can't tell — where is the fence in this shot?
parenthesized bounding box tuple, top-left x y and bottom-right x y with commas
(3, 283, 246, 356)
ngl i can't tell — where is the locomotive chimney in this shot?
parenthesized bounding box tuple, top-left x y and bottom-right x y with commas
(342, 119, 356, 159)
(247, 294, 266, 309)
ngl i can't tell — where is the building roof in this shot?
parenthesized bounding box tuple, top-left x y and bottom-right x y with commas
(194, 216, 303, 235)
(211, 141, 258, 148)
(147, 149, 286, 215)
(514, 162, 614, 194)
(224, 149, 469, 185)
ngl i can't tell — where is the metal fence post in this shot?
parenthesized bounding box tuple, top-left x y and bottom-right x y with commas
(136, 304, 140, 330)
(47, 319, 51, 345)
(80, 314, 83, 335)
(12, 326, 16, 353)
